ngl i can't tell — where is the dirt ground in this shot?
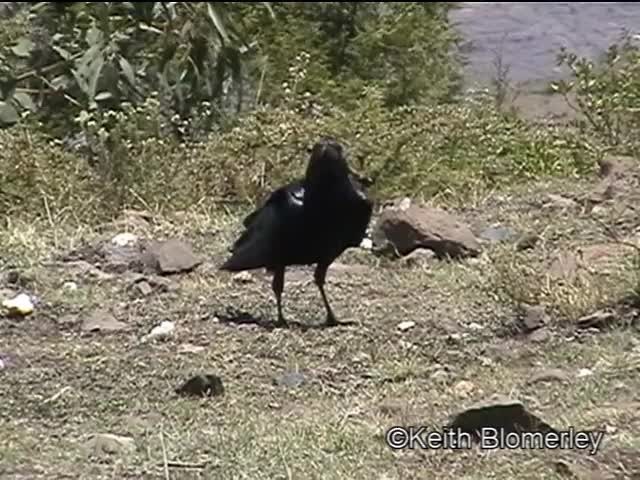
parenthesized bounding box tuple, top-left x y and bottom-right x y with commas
(2, 166, 640, 479)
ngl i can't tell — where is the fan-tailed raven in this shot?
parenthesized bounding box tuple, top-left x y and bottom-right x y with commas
(219, 137, 373, 327)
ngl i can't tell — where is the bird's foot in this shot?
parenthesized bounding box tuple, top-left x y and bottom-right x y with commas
(325, 313, 339, 327)
(274, 315, 288, 328)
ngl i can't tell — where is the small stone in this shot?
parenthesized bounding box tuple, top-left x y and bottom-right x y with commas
(397, 321, 416, 332)
(83, 433, 136, 459)
(2, 293, 34, 317)
(136, 281, 153, 296)
(81, 309, 127, 332)
(63, 281, 78, 291)
(142, 321, 175, 342)
(360, 238, 373, 250)
(519, 304, 548, 332)
(454, 380, 476, 397)
(468, 322, 484, 331)
(577, 368, 594, 378)
(145, 238, 201, 274)
(111, 233, 138, 247)
(275, 371, 306, 388)
(479, 225, 516, 244)
(232, 271, 253, 284)
(528, 328, 551, 343)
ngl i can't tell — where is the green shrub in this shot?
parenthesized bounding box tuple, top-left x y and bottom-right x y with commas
(552, 34, 640, 155)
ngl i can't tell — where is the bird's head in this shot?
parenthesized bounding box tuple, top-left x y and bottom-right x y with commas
(305, 137, 350, 182)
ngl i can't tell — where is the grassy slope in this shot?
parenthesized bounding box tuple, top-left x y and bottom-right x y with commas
(2, 172, 640, 479)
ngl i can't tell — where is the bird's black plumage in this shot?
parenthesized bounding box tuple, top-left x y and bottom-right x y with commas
(219, 137, 373, 327)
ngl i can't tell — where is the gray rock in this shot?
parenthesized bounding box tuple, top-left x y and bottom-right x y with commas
(518, 304, 548, 332)
(275, 371, 306, 388)
(81, 309, 127, 332)
(372, 205, 481, 259)
(479, 225, 516, 244)
(83, 433, 136, 459)
(144, 238, 202, 274)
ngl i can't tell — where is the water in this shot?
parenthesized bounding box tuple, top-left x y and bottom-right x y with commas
(450, 2, 640, 89)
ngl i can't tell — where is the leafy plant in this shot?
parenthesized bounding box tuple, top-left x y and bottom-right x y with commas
(552, 33, 640, 154)
(0, 2, 273, 130)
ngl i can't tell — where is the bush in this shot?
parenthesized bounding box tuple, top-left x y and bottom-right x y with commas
(552, 33, 640, 155)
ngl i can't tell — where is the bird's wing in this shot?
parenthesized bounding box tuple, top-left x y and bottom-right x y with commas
(220, 180, 305, 271)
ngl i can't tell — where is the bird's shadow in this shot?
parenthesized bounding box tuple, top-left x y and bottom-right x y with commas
(213, 306, 356, 332)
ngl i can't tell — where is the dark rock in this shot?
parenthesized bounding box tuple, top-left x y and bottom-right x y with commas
(372, 205, 481, 259)
(175, 374, 224, 397)
(447, 396, 558, 442)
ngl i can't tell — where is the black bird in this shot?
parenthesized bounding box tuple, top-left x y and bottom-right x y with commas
(219, 137, 373, 327)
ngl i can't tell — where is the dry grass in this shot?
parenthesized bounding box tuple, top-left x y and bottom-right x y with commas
(1, 176, 640, 480)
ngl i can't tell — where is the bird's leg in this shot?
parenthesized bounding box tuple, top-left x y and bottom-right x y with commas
(272, 267, 287, 327)
(314, 262, 338, 327)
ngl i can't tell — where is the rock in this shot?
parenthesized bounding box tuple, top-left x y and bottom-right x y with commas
(101, 243, 145, 274)
(2, 293, 34, 317)
(81, 309, 127, 332)
(83, 433, 136, 458)
(62, 281, 78, 291)
(577, 368, 594, 378)
(144, 238, 202, 274)
(515, 233, 540, 251)
(275, 371, 306, 388)
(136, 281, 153, 296)
(372, 205, 481, 259)
(527, 328, 551, 343)
(528, 369, 570, 385)
(232, 271, 253, 284)
(142, 321, 175, 342)
(111, 233, 138, 247)
(360, 238, 373, 250)
(397, 321, 416, 332)
(447, 396, 557, 440)
(576, 310, 618, 330)
(176, 374, 224, 397)
(544, 193, 578, 209)
(453, 380, 476, 398)
(518, 304, 548, 332)
(399, 248, 436, 267)
(479, 225, 516, 244)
